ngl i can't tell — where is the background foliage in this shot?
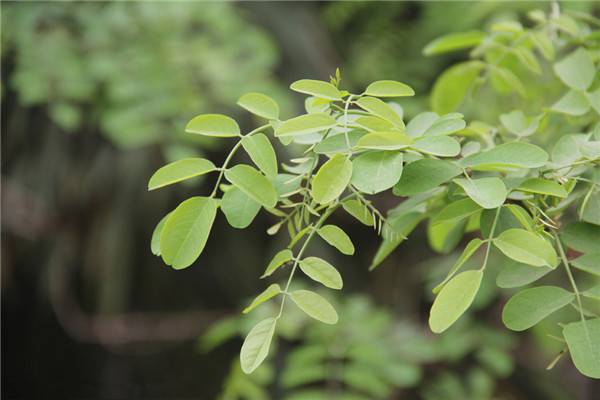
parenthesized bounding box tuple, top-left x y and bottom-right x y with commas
(2, 1, 599, 399)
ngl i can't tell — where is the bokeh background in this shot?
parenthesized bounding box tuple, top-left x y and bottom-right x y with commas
(2, 1, 599, 399)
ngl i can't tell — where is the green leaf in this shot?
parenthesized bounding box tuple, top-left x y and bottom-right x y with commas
(580, 190, 600, 225)
(237, 92, 279, 120)
(490, 66, 525, 97)
(355, 131, 412, 150)
(311, 154, 352, 204)
(583, 285, 600, 301)
(552, 90, 591, 116)
(350, 151, 403, 194)
(342, 199, 374, 226)
(517, 178, 567, 198)
(370, 212, 423, 270)
(314, 131, 364, 154)
(553, 48, 595, 91)
(240, 317, 277, 374)
(411, 136, 460, 157)
(275, 113, 337, 137)
(261, 249, 294, 278)
(571, 254, 600, 277)
(454, 177, 507, 209)
(514, 47, 541, 75)
(428, 218, 465, 254)
(502, 286, 574, 331)
(423, 31, 485, 55)
(563, 318, 600, 379)
(499, 110, 540, 137)
(364, 80, 415, 97)
(531, 31, 554, 60)
(431, 198, 481, 225)
(355, 97, 405, 128)
(290, 290, 338, 324)
(225, 164, 278, 208)
(423, 116, 466, 136)
(406, 112, 439, 137)
(150, 213, 171, 256)
(429, 270, 483, 333)
(221, 187, 261, 229)
(394, 159, 461, 196)
(493, 228, 558, 268)
(317, 224, 355, 255)
(160, 197, 218, 269)
(354, 115, 394, 132)
(241, 133, 278, 178)
(561, 222, 600, 253)
(290, 79, 342, 101)
(433, 238, 484, 294)
(243, 284, 282, 314)
(431, 61, 485, 114)
(185, 114, 240, 137)
(496, 260, 552, 288)
(148, 158, 216, 190)
(299, 257, 343, 290)
(460, 142, 548, 171)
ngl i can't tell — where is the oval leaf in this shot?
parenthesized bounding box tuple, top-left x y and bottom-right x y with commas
(290, 290, 338, 324)
(502, 286, 574, 331)
(351, 151, 403, 194)
(356, 132, 412, 150)
(317, 224, 355, 255)
(243, 284, 282, 314)
(241, 133, 278, 178)
(160, 197, 218, 269)
(299, 257, 343, 290)
(493, 228, 558, 268)
(364, 80, 415, 97)
(460, 142, 549, 171)
(411, 136, 460, 157)
(355, 97, 404, 128)
(311, 154, 352, 205)
(517, 178, 568, 198)
(221, 187, 261, 229)
(150, 212, 171, 256)
(261, 249, 294, 278)
(433, 238, 484, 294)
(342, 199, 374, 226)
(237, 92, 279, 120)
(429, 270, 483, 333)
(148, 158, 216, 190)
(275, 113, 337, 137)
(563, 318, 600, 379)
(431, 61, 485, 114)
(553, 48, 595, 91)
(240, 317, 277, 374)
(225, 164, 277, 208)
(423, 31, 485, 56)
(394, 159, 462, 196)
(185, 114, 240, 137)
(290, 79, 342, 101)
(571, 253, 600, 277)
(454, 177, 507, 209)
(496, 260, 552, 288)
(431, 198, 481, 225)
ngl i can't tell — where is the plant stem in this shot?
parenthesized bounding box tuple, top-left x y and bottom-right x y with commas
(553, 231, 586, 324)
(480, 206, 501, 271)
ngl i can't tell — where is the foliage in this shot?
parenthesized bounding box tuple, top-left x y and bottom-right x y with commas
(149, 5, 600, 380)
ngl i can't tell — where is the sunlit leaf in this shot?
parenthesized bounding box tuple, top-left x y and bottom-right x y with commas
(299, 257, 343, 289)
(275, 113, 337, 137)
(240, 317, 277, 374)
(502, 286, 574, 331)
(148, 158, 216, 190)
(311, 154, 352, 204)
(221, 187, 261, 229)
(364, 80, 415, 97)
(237, 92, 279, 120)
(241, 133, 278, 178)
(493, 228, 558, 268)
(290, 290, 338, 324)
(454, 177, 507, 209)
(351, 151, 403, 194)
(243, 284, 282, 314)
(290, 79, 343, 101)
(186, 114, 240, 137)
(225, 164, 278, 208)
(355, 97, 405, 128)
(261, 249, 294, 278)
(394, 159, 461, 196)
(150, 212, 171, 256)
(317, 224, 355, 255)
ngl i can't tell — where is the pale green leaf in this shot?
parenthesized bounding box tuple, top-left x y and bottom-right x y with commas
(355, 97, 405, 128)
(552, 90, 591, 116)
(490, 66, 525, 97)
(531, 31, 554, 60)
(429, 270, 483, 333)
(499, 110, 540, 137)
(394, 159, 461, 196)
(275, 113, 337, 137)
(148, 158, 216, 190)
(261, 249, 294, 278)
(561, 222, 600, 253)
(496, 260, 552, 288)
(221, 187, 261, 229)
(502, 286, 574, 331)
(583, 285, 600, 301)
(160, 197, 218, 269)
(342, 199, 374, 226)
(433, 238, 484, 294)
(364, 80, 415, 97)
(290, 290, 338, 324)
(423, 116, 466, 136)
(237, 92, 279, 120)
(454, 177, 507, 209)
(354, 115, 394, 132)
(553, 48, 595, 91)
(517, 178, 568, 198)
(317, 224, 355, 255)
(225, 164, 278, 208)
(571, 253, 600, 277)
(311, 154, 353, 204)
(243, 284, 282, 314)
(150, 212, 171, 256)
(355, 131, 412, 150)
(299, 257, 343, 290)
(290, 79, 342, 101)
(241, 133, 278, 178)
(240, 317, 277, 374)
(313, 131, 364, 154)
(431, 198, 481, 225)
(351, 151, 403, 194)
(411, 136, 460, 157)
(185, 114, 240, 137)
(423, 31, 485, 55)
(431, 61, 485, 114)
(563, 318, 600, 379)
(493, 228, 558, 268)
(514, 47, 541, 74)
(406, 112, 439, 137)
(460, 142, 548, 171)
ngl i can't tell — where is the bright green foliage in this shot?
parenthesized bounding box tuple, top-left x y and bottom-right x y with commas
(243, 284, 282, 314)
(160, 197, 218, 269)
(150, 213, 171, 256)
(317, 225, 355, 255)
(562, 318, 600, 379)
(149, 6, 600, 378)
(502, 286, 574, 331)
(429, 270, 483, 333)
(148, 158, 216, 190)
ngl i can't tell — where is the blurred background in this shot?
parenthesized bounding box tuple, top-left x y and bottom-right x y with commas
(2, 1, 599, 399)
